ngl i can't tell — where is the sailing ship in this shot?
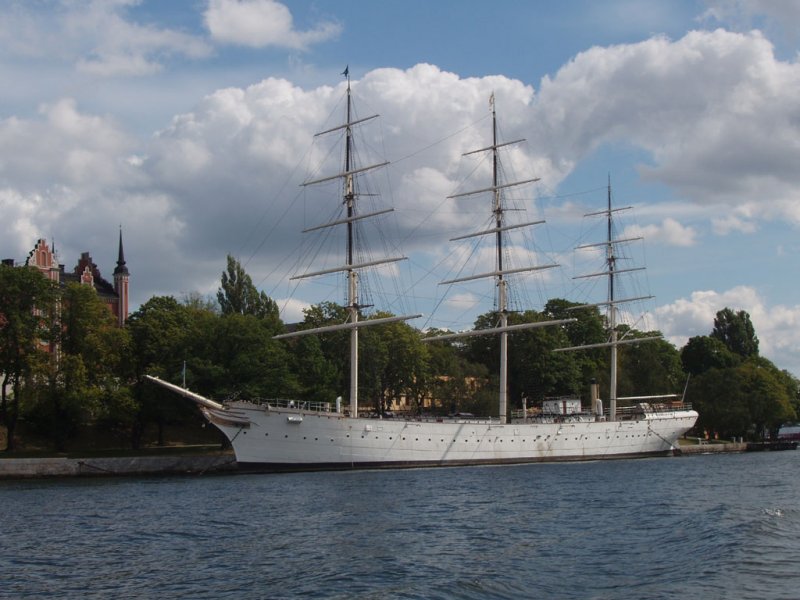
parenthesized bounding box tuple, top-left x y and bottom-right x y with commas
(147, 75, 697, 470)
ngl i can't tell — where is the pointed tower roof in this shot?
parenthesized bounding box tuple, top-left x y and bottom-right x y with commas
(113, 228, 129, 276)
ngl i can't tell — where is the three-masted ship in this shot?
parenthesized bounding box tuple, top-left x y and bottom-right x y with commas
(148, 76, 697, 470)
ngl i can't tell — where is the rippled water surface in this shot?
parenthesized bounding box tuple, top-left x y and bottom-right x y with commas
(2, 452, 799, 599)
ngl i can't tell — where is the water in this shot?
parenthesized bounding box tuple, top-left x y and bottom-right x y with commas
(2, 452, 799, 599)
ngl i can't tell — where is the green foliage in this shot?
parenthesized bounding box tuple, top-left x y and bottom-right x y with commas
(618, 332, 684, 399)
(127, 296, 196, 448)
(296, 302, 351, 397)
(688, 357, 796, 440)
(423, 330, 488, 414)
(22, 283, 132, 451)
(291, 335, 339, 404)
(204, 313, 297, 400)
(712, 308, 759, 358)
(545, 299, 607, 390)
(464, 308, 584, 414)
(0, 264, 59, 451)
(359, 313, 430, 414)
(217, 254, 280, 324)
(681, 335, 739, 376)
(283, 304, 430, 414)
(680, 308, 795, 440)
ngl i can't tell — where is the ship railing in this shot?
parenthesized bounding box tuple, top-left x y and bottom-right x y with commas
(509, 401, 694, 422)
(613, 402, 693, 419)
(248, 398, 333, 413)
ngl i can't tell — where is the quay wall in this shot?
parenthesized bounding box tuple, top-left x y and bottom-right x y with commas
(0, 453, 237, 479)
(679, 442, 747, 455)
(0, 443, 753, 479)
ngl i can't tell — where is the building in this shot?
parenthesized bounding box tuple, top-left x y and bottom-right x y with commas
(3, 232, 131, 327)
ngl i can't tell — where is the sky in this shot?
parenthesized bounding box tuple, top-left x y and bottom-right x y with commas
(3, 0, 800, 373)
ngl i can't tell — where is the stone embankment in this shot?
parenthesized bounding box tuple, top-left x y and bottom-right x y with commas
(0, 440, 758, 479)
(679, 440, 747, 455)
(0, 452, 237, 479)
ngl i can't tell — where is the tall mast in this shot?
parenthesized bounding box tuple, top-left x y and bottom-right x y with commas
(607, 176, 618, 421)
(492, 96, 511, 424)
(274, 67, 420, 418)
(343, 72, 360, 418)
(556, 177, 660, 420)
(425, 94, 574, 423)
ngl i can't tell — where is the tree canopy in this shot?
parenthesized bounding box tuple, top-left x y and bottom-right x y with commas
(684, 308, 795, 440)
(711, 307, 759, 359)
(0, 264, 59, 450)
(217, 254, 280, 324)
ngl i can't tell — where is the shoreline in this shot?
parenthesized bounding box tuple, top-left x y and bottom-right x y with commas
(679, 441, 747, 455)
(0, 451, 237, 480)
(0, 440, 756, 480)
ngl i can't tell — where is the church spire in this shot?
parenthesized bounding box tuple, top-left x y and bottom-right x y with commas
(114, 227, 128, 276)
(113, 226, 130, 327)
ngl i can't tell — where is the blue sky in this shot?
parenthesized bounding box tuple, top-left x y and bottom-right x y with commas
(2, 0, 800, 373)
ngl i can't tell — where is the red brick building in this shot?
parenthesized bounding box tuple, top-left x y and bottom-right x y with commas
(4, 232, 130, 327)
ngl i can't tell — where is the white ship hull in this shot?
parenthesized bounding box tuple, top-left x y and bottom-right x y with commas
(204, 402, 698, 470)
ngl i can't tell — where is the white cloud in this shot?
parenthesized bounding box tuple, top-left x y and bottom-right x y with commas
(4, 24, 800, 335)
(204, 0, 341, 49)
(0, 0, 212, 77)
(711, 213, 758, 235)
(624, 218, 698, 247)
(0, 99, 138, 190)
(536, 28, 800, 226)
(275, 297, 310, 323)
(655, 286, 800, 374)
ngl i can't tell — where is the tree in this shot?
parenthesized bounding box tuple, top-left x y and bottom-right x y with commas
(544, 299, 606, 391)
(686, 357, 796, 441)
(423, 330, 487, 415)
(295, 302, 351, 397)
(127, 296, 195, 448)
(217, 255, 280, 325)
(617, 332, 684, 399)
(711, 308, 759, 359)
(291, 335, 339, 404)
(464, 309, 582, 416)
(24, 283, 133, 451)
(686, 367, 750, 439)
(205, 313, 297, 400)
(359, 315, 429, 415)
(681, 335, 739, 376)
(740, 358, 796, 440)
(0, 264, 58, 451)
